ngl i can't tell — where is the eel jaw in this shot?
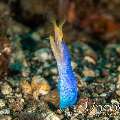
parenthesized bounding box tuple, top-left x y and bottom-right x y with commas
(49, 35, 61, 60)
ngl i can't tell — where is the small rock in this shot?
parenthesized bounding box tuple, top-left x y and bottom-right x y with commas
(82, 44, 97, 60)
(33, 49, 51, 61)
(83, 68, 96, 77)
(8, 19, 29, 35)
(101, 70, 109, 77)
(71, 61, 77, 69)
(116, 90, 120, 96)
(36, 67, 43, 74)
(105, 64, 112, 68)
(88, 106, 97, 117)
(100, 93, 107, 97)
(111, 99, 119, 104)
(1, 83, 12, 95)
(25, 100, 60, 120)
(76, 98, 93, 115)
(21, 76, 51, 99)
(21, 67, 30, 77)
(44, 70, 50, 76)
(117, 66, 120, 72)
(43, 62, 50, 68)
(109, 84, 115, 91)
(0, 99, 5, 109)
(52, 76, 58, 82)
(116, 75, 120, 89)
(31, 76, 51, 98)
(42, 89, 59, 106)
(50, 67, 57, 74)
(116, 46, 120, 54)
(40, 52, 49, 61)
(32, 32, 41, 41)
(116, 74, 120, 96)
(102, 117, 109, 120)
(0, 115, 12, 120)
(15, 93, 22, 98)
(76, 74, 87, 87)
(76, 103, 86, 115)
(0, 109, 10, 115)
(45, 112, 60, 120)
(8, 77, 20, 87)
(21, 80, 32, 95)
(9, 98, 24, 112)
(84, 56, 96, 64)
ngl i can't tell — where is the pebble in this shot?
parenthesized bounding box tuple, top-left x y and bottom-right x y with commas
(0, 99, 5, 109)
(43, 70, 50, 76)
(21, 67, 30, 77)
(105, 64, 112, 68)
(83, 68, 96, 77)
(15, 93, 23, 98)
(20, 80, 32, 95)
(109, 84, 115, 91)
(88, 106, 97, 117)
(0, 115, 12, 120)
(117, 66, 120, 72)
(116, 46, 120, 54)
(82, 44, 97, 60)
(1, 83, 12, 95)
(43, 62, 50, 68)
(8, 77, 20, 87)
(25, 100, 60, 120)
(31, 76, 51, 98)
(77, 103, 86, 115)
(36, 67, 43, 74)
(84, 56, 96, 64)
(102, 117, 109, 120)
(50, 67, 58, 74)
(100, 93, 107, 97)
(76, 74, 87, 87)
(32, 32, 41, 41)
(116, 74, 120, 96)
(111, 99, 119, 104)
(52, 76, 58, 82)
(0, 109, 10, 115)
(71, 61, 77, 69)
(33, 49, 51, 61)
(116, 90, 120, 96)
(9, 98, 24, 112)
(76, 98, 93, 115)
(45, 112, 60, 120)
(42, 89, 59, 106)
(20, 76, 51, 99)
(39, 51, 49, 61)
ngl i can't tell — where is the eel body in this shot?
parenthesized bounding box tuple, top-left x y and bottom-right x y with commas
(50, 22, 78, 109)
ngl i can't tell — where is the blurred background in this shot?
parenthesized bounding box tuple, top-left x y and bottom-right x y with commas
(0, 0, 120, 119)
(1, 0, 120, 44)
